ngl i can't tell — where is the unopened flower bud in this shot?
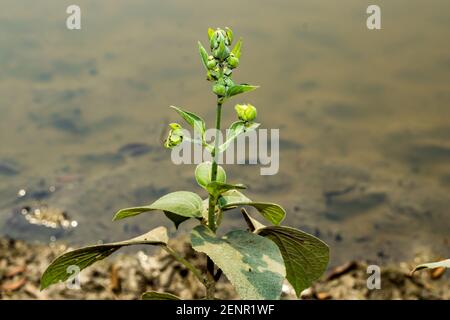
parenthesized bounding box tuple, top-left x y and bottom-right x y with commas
(206, 56, 217, 70)
(210, 29, 231, 61)
(235, 104, 257, 122)
(227, 53, 239, 69)
(164, 123, 184, 149)
(213, 83, 226, 96)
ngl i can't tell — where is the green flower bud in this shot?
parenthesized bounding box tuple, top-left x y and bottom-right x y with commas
(213, 83, 226, 96)
(210, 28, 231, 61)
(235, 104, 257, 122)
(206, 55, 217, 70)
(164, 123, 184, 149)
(227, 53, 239, 69)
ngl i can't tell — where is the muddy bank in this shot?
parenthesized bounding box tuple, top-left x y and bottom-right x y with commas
(0, 237, 448, 300)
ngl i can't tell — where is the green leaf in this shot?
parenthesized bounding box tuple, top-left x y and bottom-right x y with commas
(227, 84, 259, 98)
(190, 225, 286, 300)
(412, 259, 450, 274)
(198, 41, 209, 70)
(195, 161, 226, 189)
(206, 181, 246, 198)
(113, 191, 203, 221)
(257, 226, 330, 297)
(219, 121, 261, 153)
(220, 194, 286, 225)
(241, 209, 266, 232)
(40, 227, 168, 290)
(219, 190, 251, 206)
(164, 211, 190, 229)
(232, 38, 242, 58)
(170, 106, 206, 137)
(142, 291, 180, 300)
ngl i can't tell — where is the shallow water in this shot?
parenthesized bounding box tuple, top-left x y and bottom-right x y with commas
(0, 0, 449, 265)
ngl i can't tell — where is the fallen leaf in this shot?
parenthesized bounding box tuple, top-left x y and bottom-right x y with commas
(1, 278, 27, 292)
(5, 265, 26, 277)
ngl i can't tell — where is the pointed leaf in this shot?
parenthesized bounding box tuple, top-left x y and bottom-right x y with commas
(207, 28, 215, 41)
(198, 41, 209, 70)
(113, 191, 203, 221)
(142, 291, 180, 300)
(232, 38, 242, 58)
(227, 84, 259, 98)
(219, 121, 260, 153)
(220, 195, 286, 225)
(241, 209, 266, 232)
(206, 181, 246, 198)
(412, 259, 450, 274)
(257, 226, 329, 297)
(225, 27, 233, 43)
(190, 225, 285, 300)
(40, 227, 168, 290)
(195, 161, 226, 189)
(170, 106, 206, 136)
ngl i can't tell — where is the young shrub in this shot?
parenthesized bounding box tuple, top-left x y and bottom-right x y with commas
(40, 28, 330, 300)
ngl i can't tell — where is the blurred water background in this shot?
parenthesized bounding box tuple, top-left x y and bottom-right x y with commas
(0, 0, 449, 265)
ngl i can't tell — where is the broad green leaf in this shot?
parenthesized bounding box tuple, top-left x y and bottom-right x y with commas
(206, 181, 246, 198)
(257, 226, 329, 297)
(142, 291, 180, 300)
(198, 41, 209, 70)
(195, 161, 226, 189)
(219, 121, 261, 153)
(190, 225, 286, 300)
(220, 194, 286, 225)
(170, 106, 206, 137)
(227, 84, 259, 98)
(40, 227, 168, 290)
(113, 191, 203, 221)
(232, 38, 242, 58)
(164, 211, 190, 229)
(412, 259, 450, 273)
(218, 190, 251, 206)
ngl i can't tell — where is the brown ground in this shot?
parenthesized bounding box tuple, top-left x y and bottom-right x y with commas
(0, 237, 448, 300)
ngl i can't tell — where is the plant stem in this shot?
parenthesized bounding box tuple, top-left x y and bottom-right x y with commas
(162, 246, 205, 285)
(205, 98, 223, 299)
(207, 100, 223, 232)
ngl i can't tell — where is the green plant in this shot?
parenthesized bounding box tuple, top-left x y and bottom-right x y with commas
(40, 28, 330, 300)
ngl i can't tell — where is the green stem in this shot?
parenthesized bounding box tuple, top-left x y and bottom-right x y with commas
(162, 246, 205, 285)
(207, 100, 223, 232)
(205, 98, 223, 300)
